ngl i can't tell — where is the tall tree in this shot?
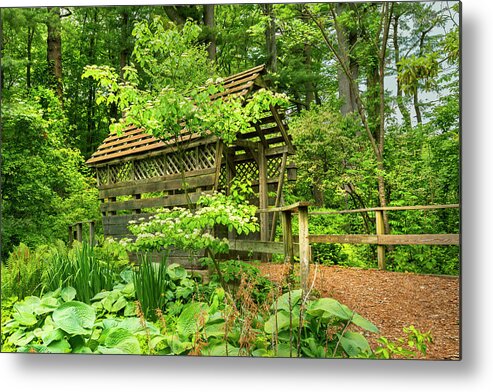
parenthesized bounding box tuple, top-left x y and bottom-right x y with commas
(46, 7, 63, 101)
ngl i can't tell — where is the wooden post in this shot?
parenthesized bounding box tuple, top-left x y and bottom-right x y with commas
(375, 210, 386, 270)
(89, 221, 95, 246)
(258, 143, 269, 261)
(298, 205, 310, 294)
(281, 210, 294, 265)
(76, 222, 83, 242)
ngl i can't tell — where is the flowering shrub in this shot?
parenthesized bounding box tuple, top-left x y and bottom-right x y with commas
(120, 183, 259, 258)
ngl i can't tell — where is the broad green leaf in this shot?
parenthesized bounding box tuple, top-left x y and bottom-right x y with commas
(8, 330, 35, 346)
(111, 296, 128, 313)
(204, 322, 226, 337)
(47, 339, 72, 353)
(167, 263, 187, 280)
(41, 328, 65, 346)
(200, 342, 240, 357)
(73, 346, 92, 354)
(176, 302, 209, 338)
(168, 334, 193, 355)
(123, 301, 137, 316)
(264, 310, 299, 334)
(351, 313, 379, 333)
(13, 311, 38, 326)
(271, 290, 302, 312)
(36, 296, 60, 314)
(52, 301, 96, 335)
(306, 298, 353, 320)
(61, 287, 76, 302)
(339, 331, 371, 357)
(91, 291, 111, 301)
(102, 327, 141, 354)
(14, 296, 40, 314)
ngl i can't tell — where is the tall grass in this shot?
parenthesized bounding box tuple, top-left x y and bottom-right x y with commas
(43, 242, 125, 303)
(133, 254, 170, 321)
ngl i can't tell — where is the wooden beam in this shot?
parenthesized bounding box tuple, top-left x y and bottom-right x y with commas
(378, 234, 460, 246)
(228, 239, 300, 257)
(269, 105, 295, 154)
(298, 205, 310, 294)
(281, 211, 295, 263)
(257, 201, 311, 214)
(213, 140, 224, 191)
(309, 204, 460, 215)
(309, 234, 379, 244)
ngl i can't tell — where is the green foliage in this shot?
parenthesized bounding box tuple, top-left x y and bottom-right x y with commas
(122, 185, 259, 256)
(43, 242, 128, 303)
(1, 88, 100, 256)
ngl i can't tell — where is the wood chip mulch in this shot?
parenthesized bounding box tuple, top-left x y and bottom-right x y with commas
(256, 263, 460, 360)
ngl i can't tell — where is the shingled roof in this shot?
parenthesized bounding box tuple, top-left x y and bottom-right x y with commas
(86, 64, 291, 167)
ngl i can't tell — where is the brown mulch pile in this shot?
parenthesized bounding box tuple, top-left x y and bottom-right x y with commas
(256, 263, 460, 360)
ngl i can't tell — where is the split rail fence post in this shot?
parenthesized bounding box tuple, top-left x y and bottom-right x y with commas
(298, 205, 310, 294)
(76, 222, 83, 242)
(375, 210, 386, 270)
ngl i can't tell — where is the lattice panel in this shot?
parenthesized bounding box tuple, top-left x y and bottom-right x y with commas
(267, 157, 282, 178)
(219, 165, 227, 188)
(96, 144, 219, 185)
(198, 143, 217, 169)
(235, 160, 258, 182)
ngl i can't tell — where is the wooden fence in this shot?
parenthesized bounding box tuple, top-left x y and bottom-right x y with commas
(257, 202, 460, 292)
(68, 220, 96, 246)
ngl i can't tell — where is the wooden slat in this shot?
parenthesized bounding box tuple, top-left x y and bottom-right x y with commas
(99, 172, 216, 198)
(309, 234, 379, 244)
(221, 64, 264, 83)
(94, 132, 155, 151)
(211, 80, 254, 100)
(102, 127, 141, 142)
(257, 201, 311, 214)
(228, 239, 300, 257)
(87, 132, 202, 164)
(378, 234, 460, 246)
(92, 137, 166, 158)
(100, 191, 211, 213)
(310, 204, 460, 215)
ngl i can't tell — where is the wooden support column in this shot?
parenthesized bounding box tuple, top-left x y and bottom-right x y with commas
(298, 205, 310, 294)
(89, 221, 95, 246)
(257, 143, 269, 261)
(258, 143, 269, 238)
(375, 210, 386, 270)
(281, 211, 294, 265)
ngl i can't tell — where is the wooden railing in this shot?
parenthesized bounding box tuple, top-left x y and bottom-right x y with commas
(257, 202, 460, 292)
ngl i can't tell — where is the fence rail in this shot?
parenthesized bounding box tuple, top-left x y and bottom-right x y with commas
(258, 202, 460, 292)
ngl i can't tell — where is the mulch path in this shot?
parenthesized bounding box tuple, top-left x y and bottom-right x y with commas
(256, 263, 460, 360)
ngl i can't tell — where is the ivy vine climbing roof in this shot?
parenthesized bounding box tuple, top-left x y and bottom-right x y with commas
(86, 64, 293, 167)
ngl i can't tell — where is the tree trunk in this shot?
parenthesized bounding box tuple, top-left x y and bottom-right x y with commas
(262, 3, 277, 73)
(26, 25, 35, 89)
(334, 3, 359, 115)
(392, 14, 411, 127)
(46, 7, 63, 102)
(304, 43, 315, 108)
(203, 5, 216, 62)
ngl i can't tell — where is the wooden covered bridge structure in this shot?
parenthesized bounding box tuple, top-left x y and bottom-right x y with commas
(85, 65, 296, 264)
